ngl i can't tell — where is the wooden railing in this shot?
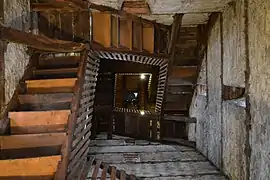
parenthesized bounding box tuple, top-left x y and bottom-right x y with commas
(91, 160, 142, 180)
(56, 50, 100, 180)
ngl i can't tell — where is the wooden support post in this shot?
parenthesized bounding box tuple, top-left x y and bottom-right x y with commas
(0, 25, 86, 52)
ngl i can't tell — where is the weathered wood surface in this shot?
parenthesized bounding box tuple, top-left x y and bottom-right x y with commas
(0, 25, 86, 52)
(9, 110, 70, 134)
(25, 78, 77, 93)
(0, 156, 61, 177)
(88, 134, 226, 179)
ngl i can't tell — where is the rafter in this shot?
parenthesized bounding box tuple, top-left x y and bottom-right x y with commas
(0, 25, 86, 52)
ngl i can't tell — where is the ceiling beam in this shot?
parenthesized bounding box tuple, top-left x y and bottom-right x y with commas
(0, 25, 86, 52)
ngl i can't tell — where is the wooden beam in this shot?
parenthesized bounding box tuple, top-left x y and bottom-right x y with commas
(0, 25, 86, 52)
(31, 0, 88, 11)
(168, 14, 184, 56)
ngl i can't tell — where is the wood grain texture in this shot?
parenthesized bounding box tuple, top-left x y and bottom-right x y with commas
(26, 78, 77, 93)
(0, 133, 66, 150)
(9, 110, 70, 134)
(0, 156, 61, 177)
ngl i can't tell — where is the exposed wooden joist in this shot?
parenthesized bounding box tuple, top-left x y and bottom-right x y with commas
(0, 25, 86, 52)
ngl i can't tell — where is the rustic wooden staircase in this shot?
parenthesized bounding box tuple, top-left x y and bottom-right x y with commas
(0, 50, 99, 179)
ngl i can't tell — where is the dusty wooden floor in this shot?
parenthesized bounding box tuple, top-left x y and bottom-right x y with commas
(87, 134, 227, 180)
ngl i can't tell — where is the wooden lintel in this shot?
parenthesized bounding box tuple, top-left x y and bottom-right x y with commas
(91, 41, 169, 59)
(0, 25, 86, 52)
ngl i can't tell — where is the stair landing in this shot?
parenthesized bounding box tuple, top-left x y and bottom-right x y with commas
(88, 134, 227, 180)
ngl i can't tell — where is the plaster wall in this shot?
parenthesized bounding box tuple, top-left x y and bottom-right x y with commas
(2, 0, 31, 113)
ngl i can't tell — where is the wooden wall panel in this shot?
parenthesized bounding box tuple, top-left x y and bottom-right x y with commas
(119, 18, 132, 49)
(142, 24, 154, 53)
(60, 12, 74, 41)
(132, 22, 142, 50)
(111, 15, 119, 47)
(92, 12, 111, 47)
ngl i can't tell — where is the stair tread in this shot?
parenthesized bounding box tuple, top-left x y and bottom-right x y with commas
(34, 68, 78, 75)
(0, 155, 61, 177)
(19, 93, 73, 104)
(0, 133, 66, 150)
(163, 116, 196, 123)
(9, 110, 70, 134)
(26, 78, 77, 93)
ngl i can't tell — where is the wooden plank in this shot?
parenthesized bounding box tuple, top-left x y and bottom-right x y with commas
(19, 93, 73, 105)
(0, 156, 61, 177)
(119, 18, 132, 49)
(34, 68, 78, 76)
(94, 151, 206, 164)
(9, 110, 70, 134)
(101, 166, 108, 180)
(142, 24, 154, 53)
(0, 25, 86, 52)
(38, 56, 80, 68)
(110, 166, 116, 180)
(92, 12, 111, 48)
(171, 66, 197, 78)
(89, 145, 193, 154)
(108, 162, 220, 178)
(120, 170, 126, 180)
(0, 133, 66, 150)
(92, 161, 101, 180)
(25, 78, 77, 93)
(164, 116, 196, 123)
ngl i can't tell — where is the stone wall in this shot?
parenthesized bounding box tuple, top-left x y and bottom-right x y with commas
(1, 0, 31, 115)
(190, 0, 270, 179)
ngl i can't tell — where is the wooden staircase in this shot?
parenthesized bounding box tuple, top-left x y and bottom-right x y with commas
(0, 52, 98, 179)
(161, 27, 199, 140)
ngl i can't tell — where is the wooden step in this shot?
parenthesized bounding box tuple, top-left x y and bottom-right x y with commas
(166, 93, 193, 103)
(163, 115, 196, 123)
(9, 110, 70, 134)
(168, 77, 195, 86)
(33, 68, 78, 79)
(26, 78, 77, 94)
(38, 56, 80, 69)
(167, 85, 193, 93)
(164, 110, 189, 116)
(164, 102, 189, 111)
(18, 93, 73, 111)
(171, 66, 197, 78)
(0, 155, 61, 178)
(0, 133, 66, 159)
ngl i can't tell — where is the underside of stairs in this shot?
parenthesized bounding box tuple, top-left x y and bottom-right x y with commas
(0, 51, 99, 179)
